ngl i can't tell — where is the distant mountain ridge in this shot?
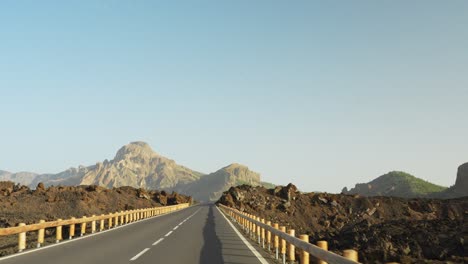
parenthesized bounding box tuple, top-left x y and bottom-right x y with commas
(0, 171, 38, 186)
(343, 168, 467, 199)
(185, 163, 261, 201)
(2, 142, 271, 202)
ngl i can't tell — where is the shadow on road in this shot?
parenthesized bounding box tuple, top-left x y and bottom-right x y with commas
(199, 205, 224, 264)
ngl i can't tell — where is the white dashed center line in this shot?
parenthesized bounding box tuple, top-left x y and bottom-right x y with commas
(130, 248, 150, 261)
(127, 207, 202, 262)
(152, 238, 164, 246)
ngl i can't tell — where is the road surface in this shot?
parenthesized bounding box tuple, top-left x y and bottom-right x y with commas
(0, 204, 274, 264)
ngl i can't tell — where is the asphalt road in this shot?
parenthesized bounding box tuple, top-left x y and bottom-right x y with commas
(0, 204, 274, 264)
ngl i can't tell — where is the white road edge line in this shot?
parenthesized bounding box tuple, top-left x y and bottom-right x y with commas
(216, 206, 269, 264)
(0, 206, 195, 262)
(130, 248, 150, 261)
(152, 238, 164, 246)
(165, 231, 173, 237)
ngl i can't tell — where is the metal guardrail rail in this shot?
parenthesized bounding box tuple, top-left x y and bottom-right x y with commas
(219, 204, 360, 264)
(0, 203, 189, 252)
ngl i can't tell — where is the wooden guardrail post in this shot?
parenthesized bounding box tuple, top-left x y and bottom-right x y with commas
(252, 215, 256, 240)
(247, 214, 251, 237)
(343, 249, 358, 262)
(299, 234, 309, 264)
(280, 226, 287, 264)
(317, 241, 328, 264)
(288, 229, 295, 263)
(248, 214, 252, 236)
(243, 213, 247, 231)
(37, 220, 45, 247)
(266, 220, 272, 251)
(256, 217, 261, 244)
(80, 216, 87, 236)
(91, 215, 96, 233)
(274, 223, 280, 259)
(0, 203, 189, 255)
(245, 213, 249, 233)
(261, 218, 265, 248)
(18, 223, 26, 252)
(56, 219, 63, 243)
(219, 205, 369, 264)
(251, 214, 255, 235)
(100, 215, 105, 231)
(114, 212, 119, 226)
(109, 214, 113, 228)
(69, 217, 76, 239)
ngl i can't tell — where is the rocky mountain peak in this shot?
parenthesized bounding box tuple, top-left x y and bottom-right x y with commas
(453, 162, 468, 195)
(218, 163, 261, 185)
(222, 163, 248, 172)
(113, 141, 159, 162)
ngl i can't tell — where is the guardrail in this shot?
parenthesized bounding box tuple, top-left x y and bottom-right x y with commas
(0, 203, 189, 253)
(219, 204, 361, 264)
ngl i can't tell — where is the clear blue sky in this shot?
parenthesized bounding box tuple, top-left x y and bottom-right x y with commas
(1, 1, 467, 192)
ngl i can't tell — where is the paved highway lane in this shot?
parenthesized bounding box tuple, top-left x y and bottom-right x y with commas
(0, 205, 274, 264)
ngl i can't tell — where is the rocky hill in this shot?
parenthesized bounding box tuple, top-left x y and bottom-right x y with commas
(0, 181, 191, 256)
(3, 142, 268, 202)
(342, 171, 448, 198)
(184, 163, 262, 201)
(433, 162, 468, 198)
(218, 184, 467, 263)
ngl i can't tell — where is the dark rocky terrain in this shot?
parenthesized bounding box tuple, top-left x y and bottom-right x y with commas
(218, 184, 467, 264)
(0, 181, 192, 256)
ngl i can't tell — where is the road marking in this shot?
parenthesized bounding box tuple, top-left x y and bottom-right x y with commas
(0, 206, 192, 262)
(165, 231, 173, 237)
(152, 238, 164, 246)
(130, 248, 150, 261)
(216, 206, 269, 264)
(173, 226, 179, 230)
